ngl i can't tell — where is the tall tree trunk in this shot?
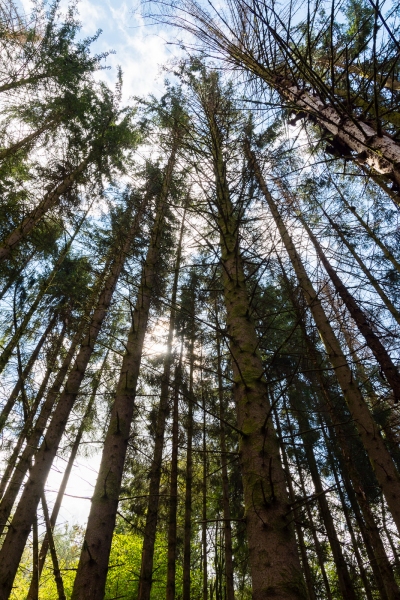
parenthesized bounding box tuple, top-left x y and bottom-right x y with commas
(182, 326, 195, 600)
(30, 510, 39, 600)
(36, 493, 66, 600)
(272, 405, 317, 600)
(0, 313, 57, 431)
(0, 198, 145, 599)
(215, 327, 235, 600)
(137, 193, 184, 600)
(297, 211, 400, 402)
(207, 120, 305, 599)
(71, 192, 165, 600)
(202, 376, 208, 600)
(287, 415, 333, 600)
(166, 361, 181, 600)
(279, 262, 400, 600)
(291, 400, 357, 600)
(247, 143, 400, 536)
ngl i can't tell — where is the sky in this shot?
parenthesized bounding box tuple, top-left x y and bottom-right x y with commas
(20, 0, 177, 103)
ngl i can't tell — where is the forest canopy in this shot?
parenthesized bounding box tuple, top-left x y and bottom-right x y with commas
(0, 0, 400, 598)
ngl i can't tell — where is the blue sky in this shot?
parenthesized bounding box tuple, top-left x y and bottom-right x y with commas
(21, 0, 177, 103)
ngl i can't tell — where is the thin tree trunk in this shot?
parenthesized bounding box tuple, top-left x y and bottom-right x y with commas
(281, 268, 400, 600)
(298, 212, 400, 403)
(206, 121, 304, 598)
(38, 493, 66, 600)
(215, 327, 235, 600)
(0, 117, 58, 161)
(183, 325, 195, 600)
(248, 143, 400, 536)
(166, 361, 181, 600)
(0, 321, 67, 500)
(272, 405, 317, 600)
(202, 375, 208, 600)
(0, 317, 86, 535)
(0, 198, 145, 599)
(325, 433, 379, 600)
(288, 417, 333, 600)
(137, 193, 184, 600)
(30, 511, 39, 600)
(292, 404, 357, 600)
(0, 154, 91, 262)
(33, 350, 108, 587)
(0, 313, 57, 431)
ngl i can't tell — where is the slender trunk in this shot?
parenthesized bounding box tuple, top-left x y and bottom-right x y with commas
(0, 154, 91, 262)
(0, 321, 67, 500)
(299, 213, 400, 402)
(326, 436, 379, 600)
(207, 125, 304, 598)
(182, 332, 195, 600)
(293, 406, 357, 600)
(0, 313, 57, 431)
(288, 418, 333, 600)
(215, 328, 235, 600)
(272, 405, 317, 600)
(248, 143, 400, 536)
(166, 362, 181, 600)
(30, 511, 39, 600)
(33, 351, 108, 587)
(306, 198, 400, 326)
(38, 493, 66, 600)
(0, 317, 86, 535)
(0, 117, 57, 161)
(137, 194, 183, 600)
(202, 378, 208, 600)
(0, 199, 144, 599)
(319, 399, 400, 600)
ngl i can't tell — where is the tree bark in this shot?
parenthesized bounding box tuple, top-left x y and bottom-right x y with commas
(292, 401, 357, 600)
(248, 143, 400, 537)
(206, 116, 305, 598)
(166, 362, 181, 600)
(183, 323, 195, 600)
(215, 327, 235, 600)
(0, 198, 145, 599)
(37, 493, 66, 600)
